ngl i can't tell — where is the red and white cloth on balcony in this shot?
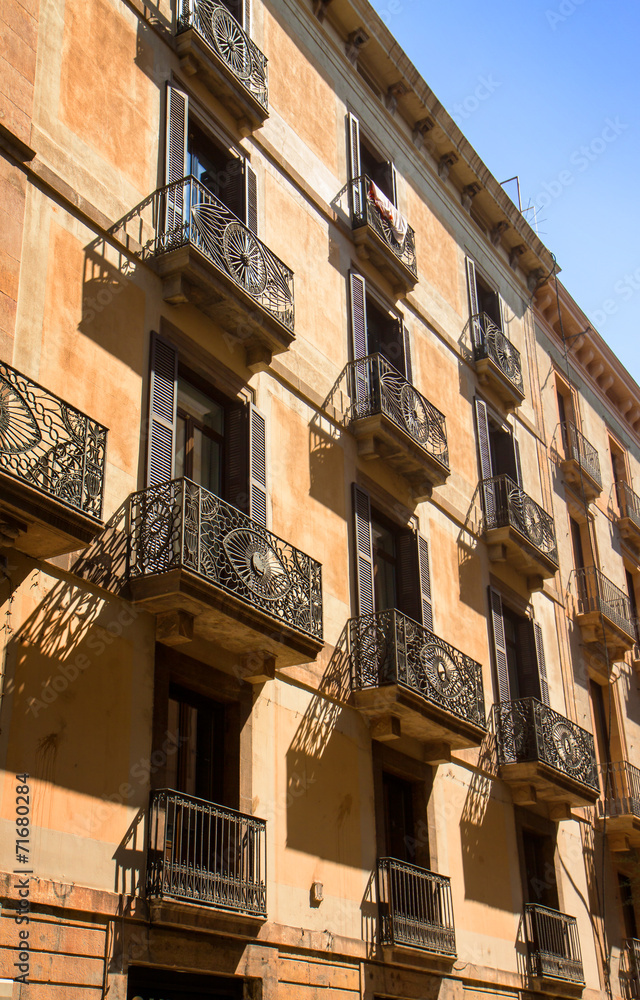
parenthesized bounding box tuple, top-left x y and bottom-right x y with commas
(367, 180, 408, 245)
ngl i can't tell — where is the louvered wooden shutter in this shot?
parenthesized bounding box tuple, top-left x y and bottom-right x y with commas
(147, 333, 178, 487)
(466, 256, 482, 348)
(403, 323, 413, 384)
(516, 619, 542, 701)
(249, 405, 267, 526)
(513, 435, 523, 488)
(489, 587, 510, 702)
(534, 621, 550, 706)
(349, 272, 369, 408)
(222, 157, 244, 221)
(389, 316, 406, 377)
(352, 484, 374, 615)
(417, 534, 433, 632)
(245, 162, 258, 234)
(348, 112, 363, 217)
(222, 0, 242, 22)
(225, 401, 250, 513)
(396, 528, 420, 623)
(244, 0, 251, 32)
(165, 85, 188, 234)
(475, 398, 495, 522)
(390, 163, 399, 208)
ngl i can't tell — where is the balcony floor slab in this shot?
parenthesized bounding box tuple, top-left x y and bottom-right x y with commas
(351, 412, 449, 499)
(560, 457, 602, 501)
(485, 524, 558, 581)
(475, 355, 524, 411)
(500, 759, 600, 810)
(0, 472, 103, 558)
(575, 610, 635, 660)
(352, 223, 417, 293)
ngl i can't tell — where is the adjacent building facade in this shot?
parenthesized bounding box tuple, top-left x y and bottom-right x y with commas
(2, 0, 640, 999)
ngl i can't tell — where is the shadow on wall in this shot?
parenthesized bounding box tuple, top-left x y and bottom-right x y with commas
(360, 868, 378, 960)
(459, 725, 515, 910)
(309, 372, 350, 518)
(80, 242, 147, 377)
(285, 625, 363, 866)
(457, 481, 484, 612)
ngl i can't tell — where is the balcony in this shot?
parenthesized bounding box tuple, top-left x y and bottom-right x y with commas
(471, 313, 524, 410)
(623, 938, 640, 999)
(127, 478, 322, 665)
(349, 609, 486, 757)
(481, 475, 559, 586)
(524, 903, 584, 985)
(346, 354, 449, 500)
(0, 361, 106, 557)
(377, 858, 456, 958)
(616, 481, 640, 550)
(176, 2, 268, 131)
(558, 422, 602, 501)
(350, 175, 417, 292)
(596, 761, 640, 852)
(147, 789, 266, 918)
(114, 177, 294, 367)
(573, 566, 635, 662)
(494, 698, 599, 812)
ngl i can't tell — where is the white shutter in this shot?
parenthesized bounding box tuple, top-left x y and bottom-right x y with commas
(165, 84, 188, 234)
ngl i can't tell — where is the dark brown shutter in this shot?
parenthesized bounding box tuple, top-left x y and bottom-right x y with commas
(513, 434, 523, 488)
(348, 112, 363, 217)
(417, 534, 433, 632)
(222, 0, 242, 22)
(243, 0, 250, 31)
(349, 272, 368, 360)
(221, 156, 244, 221)
(249, 405, 267, 526)
(396, 528, 420, 623)
(390, 163, 399, 207)
(534, 621, 550, 706)
(165, 84, 188, 233)
(352, 483, 374, 615)
(403, 323, 413, 384)
(225, 401, 250, 513)
(489, 587, 510, 702)
(516, 619, 542, 701)
(466, 256, 482, 348)
(147, 333, 178, 487)
(245, 162, 258, 235)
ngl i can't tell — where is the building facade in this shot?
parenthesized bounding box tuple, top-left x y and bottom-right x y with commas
(1, 0, 640, 999)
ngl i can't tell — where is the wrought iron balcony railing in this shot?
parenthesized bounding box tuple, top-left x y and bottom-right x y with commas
(0, 361, 106, 519)
(573, 566, 635, 640)
(626, 938, 640, 999)
(481, 475, 559, 567)
(617, 480, 640, 530)
(524, 903, 584, 983)
(346, 354, 449, 470)
(128, 478, 322, 641)
(560, 421, 602, 488)
(377, 858, 456, 956)
(349, 609, 486, 731)
(471, 312, 524, 396)
(494, 698, 598, 793)
(147, 789, 266, 915)
(119, 176, 294, 332)
(177, 0, 268, 110)
(597, 760, 640, 818)
(350, 174, 417, 278)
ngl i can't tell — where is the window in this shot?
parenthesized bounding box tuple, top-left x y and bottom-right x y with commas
(147, 332, 267, 524)
(520, 825, 559, 910)
(128, 966, 245, 1000)
(488, 588, 549, 704)
(610, 437, 628, 487)
(626, 567, 639, 641)
(466, 257, 503, 331)
(348, 112, 397, 206)
(349, 272, 411, 378)
(474, 398, 522, 485)
(619, 872, 639, 940)
(352, 484, 432, 629)
(569, 516, 587, 571)
(589, 679, 611, 766)
(165, 84, 257, 230)
(167, 685, 225, 803)
(372, 744, 432, 869)
(383, 772, 417, 862)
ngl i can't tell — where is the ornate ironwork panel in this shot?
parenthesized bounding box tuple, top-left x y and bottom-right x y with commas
(147, 788, 267, 915)
(560, 420, 602, 487)
(377, 858, 456, 956)
(349, 609, 486, 730)
(481, 474, 558, 567)
(573, 565, 635, 638)
(128, 477, 322, 640)
(524, 903, 584, 983)
(346, 354, 449, 471)
(177, 0, 268, 110)
(597, 760, 640, 819)
(626, 938, 640, 999)
(350, 175, 417, 277)
(0, 361, 106, 519)
(472, 312, 524, 396)
(137, 177, 294, 332)
(494, 697, 598, 792)
(617, 480, 640, 530)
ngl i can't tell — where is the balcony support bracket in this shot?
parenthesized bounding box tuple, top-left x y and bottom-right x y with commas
(246, 343, 273, 374)
(371, 715, 402, 742)
(241, 652, 276, 684)
(156, 609, 195, 646)
(511, 783, 538, 806)
(424, 742, 452, 765)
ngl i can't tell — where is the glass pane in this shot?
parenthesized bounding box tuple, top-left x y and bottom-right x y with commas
(193, 427, 221, 495)
(177, 379, 224, 434)
(174, 415, 186, 480)
(372, 519, 397, 611)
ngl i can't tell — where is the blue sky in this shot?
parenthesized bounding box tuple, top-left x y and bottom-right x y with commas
(368, 0, 640, 382)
